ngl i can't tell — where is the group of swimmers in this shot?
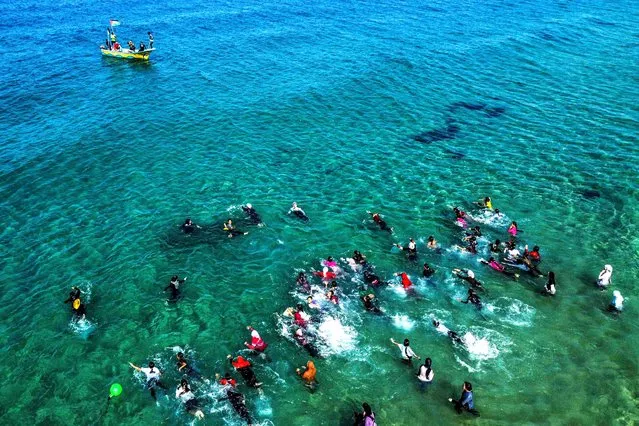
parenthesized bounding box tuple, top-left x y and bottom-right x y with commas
(64, 196, 626, 424)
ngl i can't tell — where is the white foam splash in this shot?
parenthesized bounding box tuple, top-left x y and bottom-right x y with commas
(317, 317, 357, 356)
(392, 314, 416, 330)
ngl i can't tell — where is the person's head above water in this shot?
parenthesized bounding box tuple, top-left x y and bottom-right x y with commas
(171, 275, 178, 281)
(148, 361, 155, 369)
(484, 197, 491, 203)
(180, 378, 189, 388)
(432, 320, 440, 327)
(488, 257, 495, 262)
(362, 402, 372, 416)
(424, 357, 432, 367)
(246, 203, 252, 209)
(428, 236, 435, 242)
(177, 352, 184, 359)
(467, 270, 475, 279)
(184, 218, 192, 225)
(403, 338, 410, 346)
(464, 381, 473, 391)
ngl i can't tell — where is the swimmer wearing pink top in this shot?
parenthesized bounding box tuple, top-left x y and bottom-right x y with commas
(507, 221, 518, 237)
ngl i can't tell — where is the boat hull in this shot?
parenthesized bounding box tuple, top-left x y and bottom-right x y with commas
(100, 48, 154, 60)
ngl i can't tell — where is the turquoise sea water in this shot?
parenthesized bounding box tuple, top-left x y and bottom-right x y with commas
(1, 0, 638, 424)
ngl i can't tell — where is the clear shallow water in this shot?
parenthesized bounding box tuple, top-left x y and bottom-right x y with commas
(1, 0, 638, 424)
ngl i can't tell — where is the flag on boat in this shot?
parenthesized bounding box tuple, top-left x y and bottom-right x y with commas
(109, 19, 121, 27)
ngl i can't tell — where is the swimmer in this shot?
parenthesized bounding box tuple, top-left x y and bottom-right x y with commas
(481, 257, 519, 279)
(293, 304, 310, 327)
(306, 296, 321, 310)
(182, 218, 200, 234)
(71, 298, 87, 319)
(63, 286, 81, 304)
(326, 290, 339, 305)
(432, 320, 463, 344)
(448, 381, 479, 416)
(354, 402, 377, 426)
(390, 338, 421, 364)
(228, 354, 262, 387)
(288, 202, 309, 221)
(608, 290, 624, 312)
(453, 207, 468, 228)
(541, 271, 556, 296)
(507, 221, 518, 237)
(223, 219, 248, 238)
(296, 360, 318, 390)
(244, 326, 268, 352)
(597, 264, 613, 290)
(493, 208, 503, 217)
(352, 250, 367, 265)
(129, 361, 168, 401)
(394, 238, 417, 260)
(296, 272, 311, 292)
(164, 275, 186, 300)
(456, 236, 477, 254)
(175, 352, 202, 379)
(294, 328, 320, 357)
(363, 270, 384, 287)
(242, 203, 262, 224)
(326, 280, 338, 291)
(475, 196, 493, 210)
(489, 239, 502, 253)
(175, 379, 205, 419)
(459, 289, 482, 310)
(524, 245, 541, 263)
(416, 357, 434, 391)
(220, 386, 252, 424)
(465, 226, 482, 239)
(314, 267, 337, 281)
(367, 210, 393, 233)
(452, 269, 485, 292)
(423, 263, 435, 278)
(503, 241, 521, 261)
(361, 293, 382, 314)
(394, 272, 413, 289)
(217, 372, 236, 388)
(427, 235, 438, 249)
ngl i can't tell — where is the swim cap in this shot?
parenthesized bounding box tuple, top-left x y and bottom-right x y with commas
(467, 270, 475, 279)
(613, 290, 621, 297)
(73, 299, 81, 309)
(605, 265, 613, 272)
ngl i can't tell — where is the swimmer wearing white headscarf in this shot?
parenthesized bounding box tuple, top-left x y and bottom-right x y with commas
(609, 290, 624, 312)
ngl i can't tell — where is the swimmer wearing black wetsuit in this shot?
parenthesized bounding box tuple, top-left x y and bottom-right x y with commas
(242, 203, 262, 224)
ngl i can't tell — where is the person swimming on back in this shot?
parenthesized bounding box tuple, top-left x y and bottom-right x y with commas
(242, 203, 262, 225)
(175, 379, 205, 420)
(367, 210, 393, 233)
(460, 289, 482, 310)
(423, 263, 435, 278)
(288, 202, 309, 221)
(394, 238, 417, 260)
(361, 293, 382, 314)
(228, 354, 262, 387)
(223, 219, 248, 238)
(453, 269, 485, 292)
(244, 326, 268, 352)
(164, 275, 187, 300)
(182, 218, 200, 234)
(481, 257, 519, 279)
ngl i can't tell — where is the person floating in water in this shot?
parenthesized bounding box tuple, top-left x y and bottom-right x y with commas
(367, 211, 393, 233)
(294, 328, 320, 357)
(228, 354, 262, 387)
(448, 381, 479, 416)
(217, 377, 252, 425)
(354, 402, 377, 426)
(223, 219, 248, 238)
(182, 218, 200, 234)
(390, 337, 421, 365)
(541, 271, 556, 296)
(423, 263, 435, 278)
(394, 238, 417, 260)
(175, 379, 205, 420)
(288, 202, 309, 221)
(244, 326, 268, 352)
(597, 264, 613, 290)
(416, 357, 434, 391)
(296, 272, 311, 292)
(459, 289, 482, 310)
(427, 235, 439, 250)
(432, 320, 463, 344)
(453, 269, 485, 292)
(296, 360, 318, 391)
(242, 203, 262, 225)
(361, 293, 382, 314)
(129, 361, 168, 401)
(609, 290, 624, 313)
(481, 257, 519, 279)
(164, 275, 186, 300)
(175, 352, 201, 378)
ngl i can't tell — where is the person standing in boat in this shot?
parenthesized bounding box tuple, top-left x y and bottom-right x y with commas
(148, 32, 154, 48)
(109, 29, 117, 49)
